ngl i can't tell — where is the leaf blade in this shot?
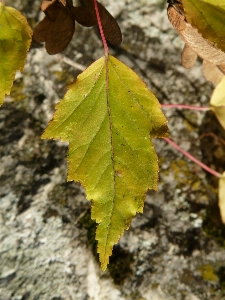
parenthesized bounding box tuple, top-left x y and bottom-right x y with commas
(210, 75, 225, 130)
(0, 3, 32, 106)
(182, 0, 225, 53)
(42, 55, 168, 270)
(219, 172, 225, 224)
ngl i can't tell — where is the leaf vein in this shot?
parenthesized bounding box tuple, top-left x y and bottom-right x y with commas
(109, 58, 152, 123)
(73, 113, 108, 174)
(91, 163, 112, 191)
(52, 64, 105, 131)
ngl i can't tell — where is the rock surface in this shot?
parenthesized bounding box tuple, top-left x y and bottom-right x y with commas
(1, 1, 225, 300)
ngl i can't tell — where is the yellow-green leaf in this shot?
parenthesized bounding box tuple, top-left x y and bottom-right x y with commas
(219, 172, 225, 224)
(210, 76, 225, 130)
(182, 0, 225, 53)
(0, 3, 32, 106)
(42, 55, 168, 270)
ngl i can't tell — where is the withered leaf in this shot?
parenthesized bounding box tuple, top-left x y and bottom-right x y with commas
(97, 2, 122, 46)
(33, 0, 74, 55)
(218, 65, 225, 74)
(168, 0, 184, 16)
(71, 6, 96, 27)
(41, 0, 60, 22)
(202, 60, 224, 87)
(41, 0, 66, 6)
(167, 4, 225, 72)
(181, 43, 197, 69)
(59, 0, 66, 6)
(34, 0, 122, 54)
(72, 0, 122, 45)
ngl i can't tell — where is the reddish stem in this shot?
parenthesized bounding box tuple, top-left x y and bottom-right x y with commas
(161, 104, 210, 111)
(163, 137, 222, 178)
(1, 0, 5, 5)
(93, 0, 108, 56)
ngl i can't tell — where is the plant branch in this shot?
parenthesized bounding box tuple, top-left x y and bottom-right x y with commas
(93, 0, 108, 56)
(163, 137, 222, 178)
(161, 104, 210, 111)
(57, 54, 86, 71)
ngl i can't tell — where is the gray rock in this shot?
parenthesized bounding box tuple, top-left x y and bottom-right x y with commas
(1, 1, 225, 300)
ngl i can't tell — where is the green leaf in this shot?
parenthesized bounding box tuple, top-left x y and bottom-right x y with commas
(219, 172, 225, 224)
(0, 3, 32, 106)
(182, 0, 225, 53)
(42, 55, 168, 270)
(210, 76, 225, 130)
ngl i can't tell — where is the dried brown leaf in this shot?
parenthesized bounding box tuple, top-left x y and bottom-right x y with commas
(168, 0, 184, 15)
(181, 43, 197, 68)
(41, 1, 54, 12)
(41, 0, 59, 22)
(168, 6, 225, 66)
(34, 0, 122, 54)
(59, 0, 66, 6)
(72, 0, 122, 45)
(202, 60, 224, 87)
(98, 2, 122, 46)
(71, 6, 96, 27)
(218, 65, 225, 74)
(33, 0, 75, 54)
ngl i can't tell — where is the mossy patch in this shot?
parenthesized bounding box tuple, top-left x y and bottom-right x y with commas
(167, 159, 195, 188)
(199, 264, 219, 282)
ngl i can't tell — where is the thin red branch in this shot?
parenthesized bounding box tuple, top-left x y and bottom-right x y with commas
(200, 132, 225, 147)
(163, 137, 222, 178)
(161, 104, 210, 111)
(93, 0, 108, 56)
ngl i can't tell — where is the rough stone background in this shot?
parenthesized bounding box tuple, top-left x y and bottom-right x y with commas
(1, 0, 225, 299)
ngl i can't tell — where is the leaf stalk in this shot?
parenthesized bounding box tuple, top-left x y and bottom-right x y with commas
(163, 137, 222, 178)
(93, 0, 109, 56)
(161, 104, 210, 111)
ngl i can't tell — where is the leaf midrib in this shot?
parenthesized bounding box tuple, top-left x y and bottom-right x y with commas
(101, 55, 116, 264)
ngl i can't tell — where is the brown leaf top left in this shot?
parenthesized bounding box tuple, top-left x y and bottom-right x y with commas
(33, 0, 75, 54)
(33, 0, 122, 54)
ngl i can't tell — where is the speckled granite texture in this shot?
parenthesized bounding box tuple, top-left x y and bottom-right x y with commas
(1, 1, 225, 299)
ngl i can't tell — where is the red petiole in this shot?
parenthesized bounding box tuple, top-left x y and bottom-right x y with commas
(161, 104, 210, 111)
(164, 137, 222, 178)
(93, 0, 108, 56)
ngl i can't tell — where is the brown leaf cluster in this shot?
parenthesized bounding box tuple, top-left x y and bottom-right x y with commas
(72, 0, 122, 46)
(167, 1, 225, 86)
(33, 0, 122, 55)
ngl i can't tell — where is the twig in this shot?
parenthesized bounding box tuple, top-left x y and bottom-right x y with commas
(163, 137, 222, 178)
(57, 54, 86, 71)
(200, 132, 225, 147)
(161, 104, 210, 111)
